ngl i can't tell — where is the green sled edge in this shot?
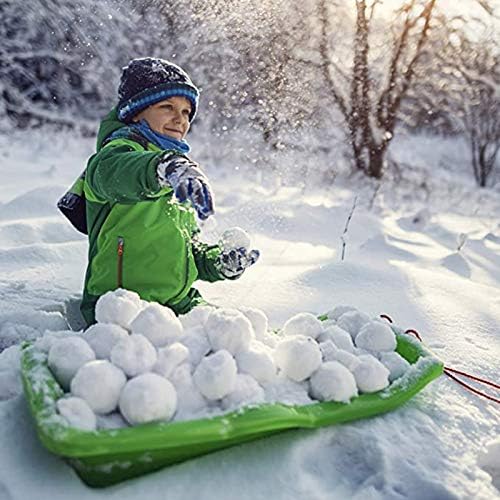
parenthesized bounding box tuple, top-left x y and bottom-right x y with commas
(20, 325, 444, 488)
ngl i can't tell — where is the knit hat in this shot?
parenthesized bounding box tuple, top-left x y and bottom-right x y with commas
(117, 57, 199, 123)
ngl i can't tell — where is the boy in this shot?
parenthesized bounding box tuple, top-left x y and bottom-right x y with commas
(78, 57, 259, 325)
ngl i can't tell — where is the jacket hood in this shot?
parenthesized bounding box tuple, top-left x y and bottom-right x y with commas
(96, 108, 126, 151)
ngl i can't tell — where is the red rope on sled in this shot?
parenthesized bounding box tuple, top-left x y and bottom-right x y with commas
(442, 370, 500, 404)
(380, 314, 500, 404)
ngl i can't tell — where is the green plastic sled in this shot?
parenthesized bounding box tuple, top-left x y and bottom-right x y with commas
(21, 326, 443, 488)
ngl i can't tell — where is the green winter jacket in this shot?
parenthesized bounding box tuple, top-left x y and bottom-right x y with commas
(80, 109, 224, 325)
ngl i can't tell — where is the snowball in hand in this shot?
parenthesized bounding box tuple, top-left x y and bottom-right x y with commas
(119, 373, 177, 425)
(283, 313, 324, 340)
(193, 350, 237, 400)
(318, 325, 355, 352)
(57, 396, 96, 431)
(355, 321, 397, 352)
(110, 334, 157, 377)
(221, 373, 265, 411)
(71, 360, 126, 414)
(379, 352, 410, 381)
(84, 323, 129, 359)
(220, 227, 251, 251)
(352, 355, 390, 393)
(154, 342, 189, 379)
(274, 335, 322, 382)
(239, 307, 268, 340)
(48, 337, 96, 390)
(130, 303, 183, 347)
(336, 310, 371, 339)
(206, 308, 254, 355)
(95, 288, 143, 328)
(235, 345, 276, 383)
(309, 361, 358, 403)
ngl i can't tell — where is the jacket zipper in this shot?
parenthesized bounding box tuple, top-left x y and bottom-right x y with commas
(117, 236, 124, 288)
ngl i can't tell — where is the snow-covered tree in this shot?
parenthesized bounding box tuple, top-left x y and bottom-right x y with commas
(0, 0, 191, 130)
(403, 10, 500, 187)
(311, 0, 438, 179)
(440, 33, 499, 187)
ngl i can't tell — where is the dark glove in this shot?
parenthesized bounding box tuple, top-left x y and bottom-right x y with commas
(215, 247, 260, 279)
(157, 153, 214, 220)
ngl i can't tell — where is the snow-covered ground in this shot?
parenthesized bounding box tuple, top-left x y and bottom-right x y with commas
(0, 129, 499, 499)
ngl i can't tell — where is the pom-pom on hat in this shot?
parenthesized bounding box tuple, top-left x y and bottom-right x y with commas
(117, 57, 199, 123)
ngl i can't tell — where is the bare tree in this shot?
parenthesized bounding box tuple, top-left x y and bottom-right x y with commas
(441, 32, 500, 187)
(407, 12, 500, 187)
(315, 0, 437, 178)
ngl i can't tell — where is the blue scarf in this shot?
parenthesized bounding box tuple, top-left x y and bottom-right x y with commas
(130, 120, 191, 154)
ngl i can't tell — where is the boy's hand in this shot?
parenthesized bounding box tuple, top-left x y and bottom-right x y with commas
(215, 247, 260, 279)
(157, 153, 214, 220)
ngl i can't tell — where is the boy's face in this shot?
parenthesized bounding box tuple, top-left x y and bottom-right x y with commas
(132, 96, 192, 140)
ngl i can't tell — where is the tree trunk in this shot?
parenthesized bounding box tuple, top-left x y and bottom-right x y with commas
(368, 143, 387, 179)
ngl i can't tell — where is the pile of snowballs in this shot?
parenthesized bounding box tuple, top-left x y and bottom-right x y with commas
(34, 290, 411, 431)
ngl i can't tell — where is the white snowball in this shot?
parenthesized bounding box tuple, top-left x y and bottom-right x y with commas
(273, 335, 322, 382)
(352, 355, 390, 393)
(71, 360, 126, 414)
(95, 288, 143, 328)
(154, 342, 189, 379)
(379, 352, 410, 382)
(96, 412, 129, 430)
(261, 332, 279, 348)
(309, 362, 358, 403)
(84, 323, 129, 359)
(170, 364, 208, 418)
(130, 303, 183, 347)
(317, 325, 355, 352)
(34, 330, 71, 353)
(235, 345, 276, 384)
(220, 227, 251, 251)
(330, 349, 361, 372)
(193, 350, 237, 400)
(325, 305, 358, 321)
(110, 334, 157, 377)
(48, 337, 96, 390)
(180, 327, 212, 367)
(56, 396, 96, 431)
(262, 375, 313, 406)
(282, 313, 324, 340)
(355, 321, 397, 353)
(319, 319, 337, 329)
(119, 373, 177, 425)
(336, 311, 371, 340)
(221, 374, 265, 411)
(179, 306, 214, 330)
(319, 340, 339, 362)
(206, 308, 254, 355)
(238, 307, 269, 339)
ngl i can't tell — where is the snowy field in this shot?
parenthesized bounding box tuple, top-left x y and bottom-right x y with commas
(0, 129, 499, 499)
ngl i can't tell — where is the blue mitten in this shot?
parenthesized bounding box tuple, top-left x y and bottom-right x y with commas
(216, 247, 260, 279)
(157, 153, 214, 220)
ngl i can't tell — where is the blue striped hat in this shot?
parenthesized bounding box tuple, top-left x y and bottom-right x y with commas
(117, 58, 199, 123)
